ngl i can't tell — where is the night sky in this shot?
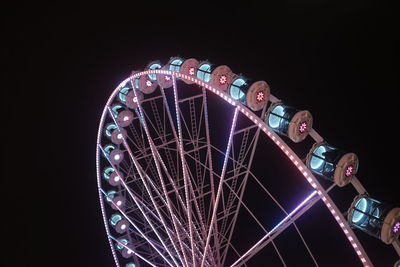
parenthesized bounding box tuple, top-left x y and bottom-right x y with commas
(5, 1, 398, 266)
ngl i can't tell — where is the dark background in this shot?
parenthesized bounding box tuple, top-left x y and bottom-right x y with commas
(4, 1, 398, 266)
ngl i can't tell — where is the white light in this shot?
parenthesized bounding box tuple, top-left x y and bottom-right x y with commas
(121, 224, 126, 230)
(123, 116, 129, 121)
(114, 154, 121, 161)
(127, 250, 132, 254)
(229, 190, 317, 267)
(114, 176, 120, 182)
(117, 133, 123, 139)
(116, 200, 122, 206)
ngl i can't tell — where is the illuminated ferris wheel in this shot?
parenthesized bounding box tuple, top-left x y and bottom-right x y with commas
(96, 57, 400, 267)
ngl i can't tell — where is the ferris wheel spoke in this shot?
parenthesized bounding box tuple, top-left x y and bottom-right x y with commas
(125, 120, 146, 153)
(134, 104, 208, 252)
(118, 164, 188, 267)
(218, 126, 263, 265)
(230, 190, 319, 267)
(292, 223, 319, 267)
(123, 148, 185, 267)
(136, 166, 206, 265)
(145, 142, 207, 249)
(99, 142, 185, 266)
(172, 76, 202, 266)
(186, 96, 207, 234)
(201, 107, 239, 267)
(99, 188, 176, 267)
(177, 135, 210, 241)
(117, 102, 190, 267)
(159, 87, 213, 258)
(202, 87, 215, 221)
(132, 190, 210, 266)
(220, 175, 287, 267)
(219, 104, 269, 246)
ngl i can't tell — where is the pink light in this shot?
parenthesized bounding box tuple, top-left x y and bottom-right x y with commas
(146, 80, 152, 87)
(189, 67, 195, 75)
(256, 91, 265, 102)
(219, 75, 227, 85)
(345, 165, 354, 177)
(165, 75, 171, 81)
(393, 222, 400, 233)
(299, 121, 307, 133)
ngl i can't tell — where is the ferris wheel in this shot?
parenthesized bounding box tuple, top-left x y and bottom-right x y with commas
(96, 57, 400, 267)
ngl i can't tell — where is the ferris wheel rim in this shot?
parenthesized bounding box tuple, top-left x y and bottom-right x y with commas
(96, 68, 373, 267)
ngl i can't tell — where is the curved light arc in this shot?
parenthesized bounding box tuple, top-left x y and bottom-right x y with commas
(97, 69, 373, 267)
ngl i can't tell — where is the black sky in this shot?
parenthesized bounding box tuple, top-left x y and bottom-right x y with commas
(4, 1, 399, 266)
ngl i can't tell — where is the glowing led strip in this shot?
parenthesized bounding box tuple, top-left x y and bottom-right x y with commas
(97, 69, 372, 267)
(95, 77, 129, 267)
(230, 190, 318, 267)
(171, 75, 197, 266)
(201, 107, 239, 267)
